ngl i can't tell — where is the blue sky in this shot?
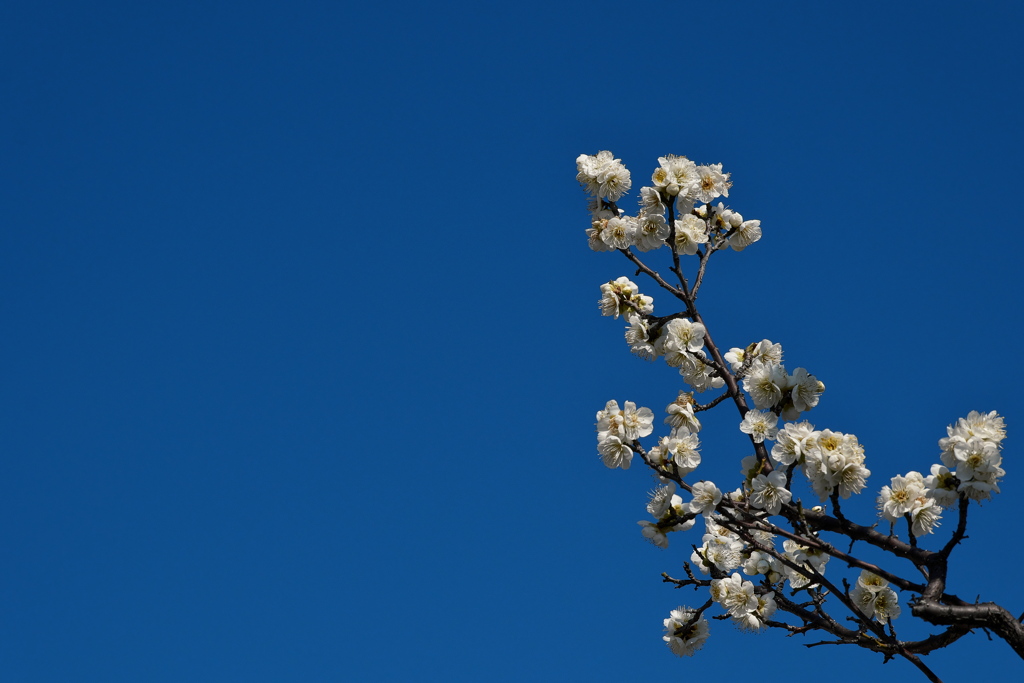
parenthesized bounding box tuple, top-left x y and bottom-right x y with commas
(1, 1, 1022, 680)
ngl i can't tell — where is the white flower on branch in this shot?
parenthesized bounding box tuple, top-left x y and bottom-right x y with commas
(624, 315, 656, 360)
(598, 277, 652, 319)
(661, 432, 701, 475)
(657, 320, 707, 370)
(742, 550, 783, 581)
(664, 392, 701, 434)
(940, 410, 1007, 450)
(673, 214, 709, 255)
(690, 516, 744, 574)
(647, 483, 678, 518)
(599, 215, 637, 250)
(678, 351, 724, 393)
(771, 420, 817, 466)
(638, 521, 669, 548)
(663, 607, 709, 657)
(782, 539, 830, 590)
(694, 163, 731, 203)
(739, 410, 779, 443)
(729, 219, 762, 252)
(749, 470, 792, 515)
(597, 435, 633, 470)
(851, 571, 901, 624)
(733, 591, 778, 631)
(711, 202, 743, 231)
(784, 367, 823, 416)
(639, 186, 666, 214)
(586, 219, 616, 252)
(910, 497, 942, 537)
(924, 464, 959, 507)
(595, 399, 623, 441)
(710, 573, 759, 618)
(634, 211, 669, 251)
(576, 150, 631, 201)
(877, 471, 944, 536)
(743, 362, 787, 409)
(595, 399, 653, 470)
(878, 472, 926, 521)
(686, 481, 722, 517)
(727, 339, 784, 373)
(802, 429, 870, 500)
(621, 401, 654, 440)
(651, 155, 699, 200)
(951, 437, 1003, 483)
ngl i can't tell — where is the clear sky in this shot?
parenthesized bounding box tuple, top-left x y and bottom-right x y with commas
(2, 1, 1022, 681)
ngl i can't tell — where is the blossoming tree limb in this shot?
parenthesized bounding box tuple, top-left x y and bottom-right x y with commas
(578, 151, 1019, 683)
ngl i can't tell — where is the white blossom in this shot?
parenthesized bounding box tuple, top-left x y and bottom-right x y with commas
(785, 367, 823, 415)
(624, 315, 656, 360)
(651, 155, 699, 200)
(732, 591, 777, 631)
(638, 521, 669, 549)
(803, 429, 869, 500)
(634, 211, 670, 251)
(619, 400, 654, 440)
(782, 539, 829, 590)
(576, 150, 632, 201)
(749, 470, 792, 515)
(739, 410, 779, 443)
(742, 550, 783, 581)
(599, 215, 637, 250)
(673, 214, 709, 255)
(743, 362, 787, 409)
(586, 220, 615, 251)
(729, 219, 762, 251)
(598, 277, 652, 318)
(662, 432, 702, 475)
(686, 481, 722, 517)
(710, 573, 758, 618)
(639, 186, 666, 214)
(679, 351, 724, 392)
(694, 163, 731, 203)
(663, 607, 709, 657)
(924, 464, 959, 507)
(771, 420, 817, 466)
(597, 435, 632, 470)
(664, 392, 701, 434)
(851, 572, 901, 624)
(878, 472, 926, 522)
(657, 318, 707, 361)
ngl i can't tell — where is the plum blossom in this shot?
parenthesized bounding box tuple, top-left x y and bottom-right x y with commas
(739, 410, 779, 443)
(749, 470, 792, 515)
(576, 150, 631, 200)
(663, 607, 709, 657)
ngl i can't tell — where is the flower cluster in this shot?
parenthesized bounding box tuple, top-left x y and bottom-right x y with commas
(638, 482, 696, 549)
(691, 515, 743, 574)
(576, 150, 631, 201)
(710, 573, 777, 631)
(850, 571, 901, 623)
(598, 277, 653, 319)
(577, 152, 760, 258)
(938, 410, 1007, 501)
(781, 539, 831, 590)
(771, 422, 871, 500)
(877, 471, 943, 536)
(729, 340, 824, 420)
(595, 400, 654, 470)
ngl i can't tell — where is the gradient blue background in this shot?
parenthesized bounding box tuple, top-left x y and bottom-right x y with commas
(2, 1, 1022, 680)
